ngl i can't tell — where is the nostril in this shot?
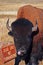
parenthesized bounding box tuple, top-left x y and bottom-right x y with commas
(18, 51, 21, 55)
(17, 49, 26, 55)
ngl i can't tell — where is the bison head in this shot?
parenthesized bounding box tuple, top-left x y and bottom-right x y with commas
(6, 18, 38, 56)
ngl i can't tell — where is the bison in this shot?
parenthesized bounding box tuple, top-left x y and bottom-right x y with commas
(6, 18, 39, 65)
(17, 5, 43, 61)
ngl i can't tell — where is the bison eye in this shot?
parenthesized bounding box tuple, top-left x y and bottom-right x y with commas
(14, 33, 17, 36)
(15, 38, 18, 41)
(28, 35, 31, 38)
(14, 31, 17, 36)
(26, 34, 30, 38)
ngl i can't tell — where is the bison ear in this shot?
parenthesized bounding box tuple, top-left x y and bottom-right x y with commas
(31, 27, 39, 37)
(8, 31, 13, 36)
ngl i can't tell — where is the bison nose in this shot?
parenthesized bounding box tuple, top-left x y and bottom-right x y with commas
(18, 50, 26, 55)
(18, 51, 21, 55)
(17, 47, 26, 55)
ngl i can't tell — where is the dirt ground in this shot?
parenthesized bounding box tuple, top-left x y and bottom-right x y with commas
(4, 60, 43, 65)
(0, 57, 43, 65)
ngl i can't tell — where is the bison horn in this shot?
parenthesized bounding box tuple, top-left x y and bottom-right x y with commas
(32, 20, 38, 32)
(6, 19, 12, 31)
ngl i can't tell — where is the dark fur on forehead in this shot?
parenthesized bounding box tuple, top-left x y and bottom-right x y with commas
(11, 18, 33, 28)
(8, 18, 39, 37)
